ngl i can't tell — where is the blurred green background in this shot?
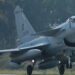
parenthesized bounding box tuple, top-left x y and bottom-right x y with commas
(0, 0, 75, 49)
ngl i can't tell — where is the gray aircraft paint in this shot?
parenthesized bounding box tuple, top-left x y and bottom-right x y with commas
(14, 6, 37, 45)
(1, 6, 75, 73)
(9, 6, 75, 63)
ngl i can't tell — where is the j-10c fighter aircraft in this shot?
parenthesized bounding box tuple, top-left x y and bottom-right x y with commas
(1, 6, 75, 75)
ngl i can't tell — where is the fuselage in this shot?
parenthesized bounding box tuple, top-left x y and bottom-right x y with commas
(11, 16, 75, 64)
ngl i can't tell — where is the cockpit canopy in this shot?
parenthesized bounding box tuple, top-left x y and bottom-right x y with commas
(66, 16, 75, 23)
(51, 16, 75, 30)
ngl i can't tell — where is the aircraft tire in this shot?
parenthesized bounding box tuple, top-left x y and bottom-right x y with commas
(27, 65, 33, 75)
(58, 63, 65, 75)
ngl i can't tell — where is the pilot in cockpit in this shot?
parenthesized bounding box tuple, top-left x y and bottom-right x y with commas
(68, 16, 75, 23)
(66, 16, 75, 28)
(52, 16, 75, 29)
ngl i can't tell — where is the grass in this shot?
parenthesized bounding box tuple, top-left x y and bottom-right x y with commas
(0, 56, 75, 75)
(0, 69, 58, 74)
(0, 69, 74, 75)
(0, 70, 26, 74)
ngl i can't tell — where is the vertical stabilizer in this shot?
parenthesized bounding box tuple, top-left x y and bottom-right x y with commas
(14, 6, 36, 45)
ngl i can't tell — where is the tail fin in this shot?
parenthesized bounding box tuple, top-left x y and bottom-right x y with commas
(14, 6, 36, 45)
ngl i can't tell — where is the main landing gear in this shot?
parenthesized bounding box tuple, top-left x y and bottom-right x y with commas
(27, 60, 36, 75)
(58, 63, 65, 75)
(66, 56, 72, 69)
(27, 65, 33, 75)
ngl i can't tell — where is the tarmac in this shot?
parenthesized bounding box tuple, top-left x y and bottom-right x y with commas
(0, 74, 57, 75)
(0, 74, 24, 75)
(0, 74, 73, 75)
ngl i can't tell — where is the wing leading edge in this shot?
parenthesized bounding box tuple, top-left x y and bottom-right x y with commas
(0, 43, 48, 53)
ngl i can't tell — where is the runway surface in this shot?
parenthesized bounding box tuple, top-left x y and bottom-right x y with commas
(0, 74, 74, 75)
(0, 74, 65, 75)
(0, 74, 71, 75)
(0, 74, 59, 75)
(0, 74, 58, 75)
(0, 74, 24, 75)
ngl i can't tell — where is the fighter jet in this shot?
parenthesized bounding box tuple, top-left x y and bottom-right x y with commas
(0, 6, 75, 75)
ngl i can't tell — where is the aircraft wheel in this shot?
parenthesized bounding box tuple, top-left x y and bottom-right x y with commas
(27, 65, 33, 75)
(58, 63, 65, 75)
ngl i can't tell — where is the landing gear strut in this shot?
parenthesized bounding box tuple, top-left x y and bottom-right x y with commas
(66, 56, 72, 69)
(27, 60, 36, 75)
(27, 65, 33, 75)
(58, 63, 65, 75)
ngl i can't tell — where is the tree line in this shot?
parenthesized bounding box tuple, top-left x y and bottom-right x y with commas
(0, 0, 75, 49)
